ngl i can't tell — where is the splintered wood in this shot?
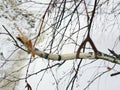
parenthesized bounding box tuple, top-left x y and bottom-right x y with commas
(16, 25, 35, 57)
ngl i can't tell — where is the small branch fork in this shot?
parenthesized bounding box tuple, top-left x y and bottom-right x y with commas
(76, 0, 98, 59)
(76, 34, 98, 59)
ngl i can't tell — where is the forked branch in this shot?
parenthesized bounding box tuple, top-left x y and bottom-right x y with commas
(76, 0, 98, 58)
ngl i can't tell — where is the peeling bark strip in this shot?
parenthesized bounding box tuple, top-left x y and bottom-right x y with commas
(34, 48, 120, 64)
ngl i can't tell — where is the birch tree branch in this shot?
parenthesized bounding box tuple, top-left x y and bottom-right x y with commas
(3, 25, 120, 65)
(34, 48, 120, 64)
